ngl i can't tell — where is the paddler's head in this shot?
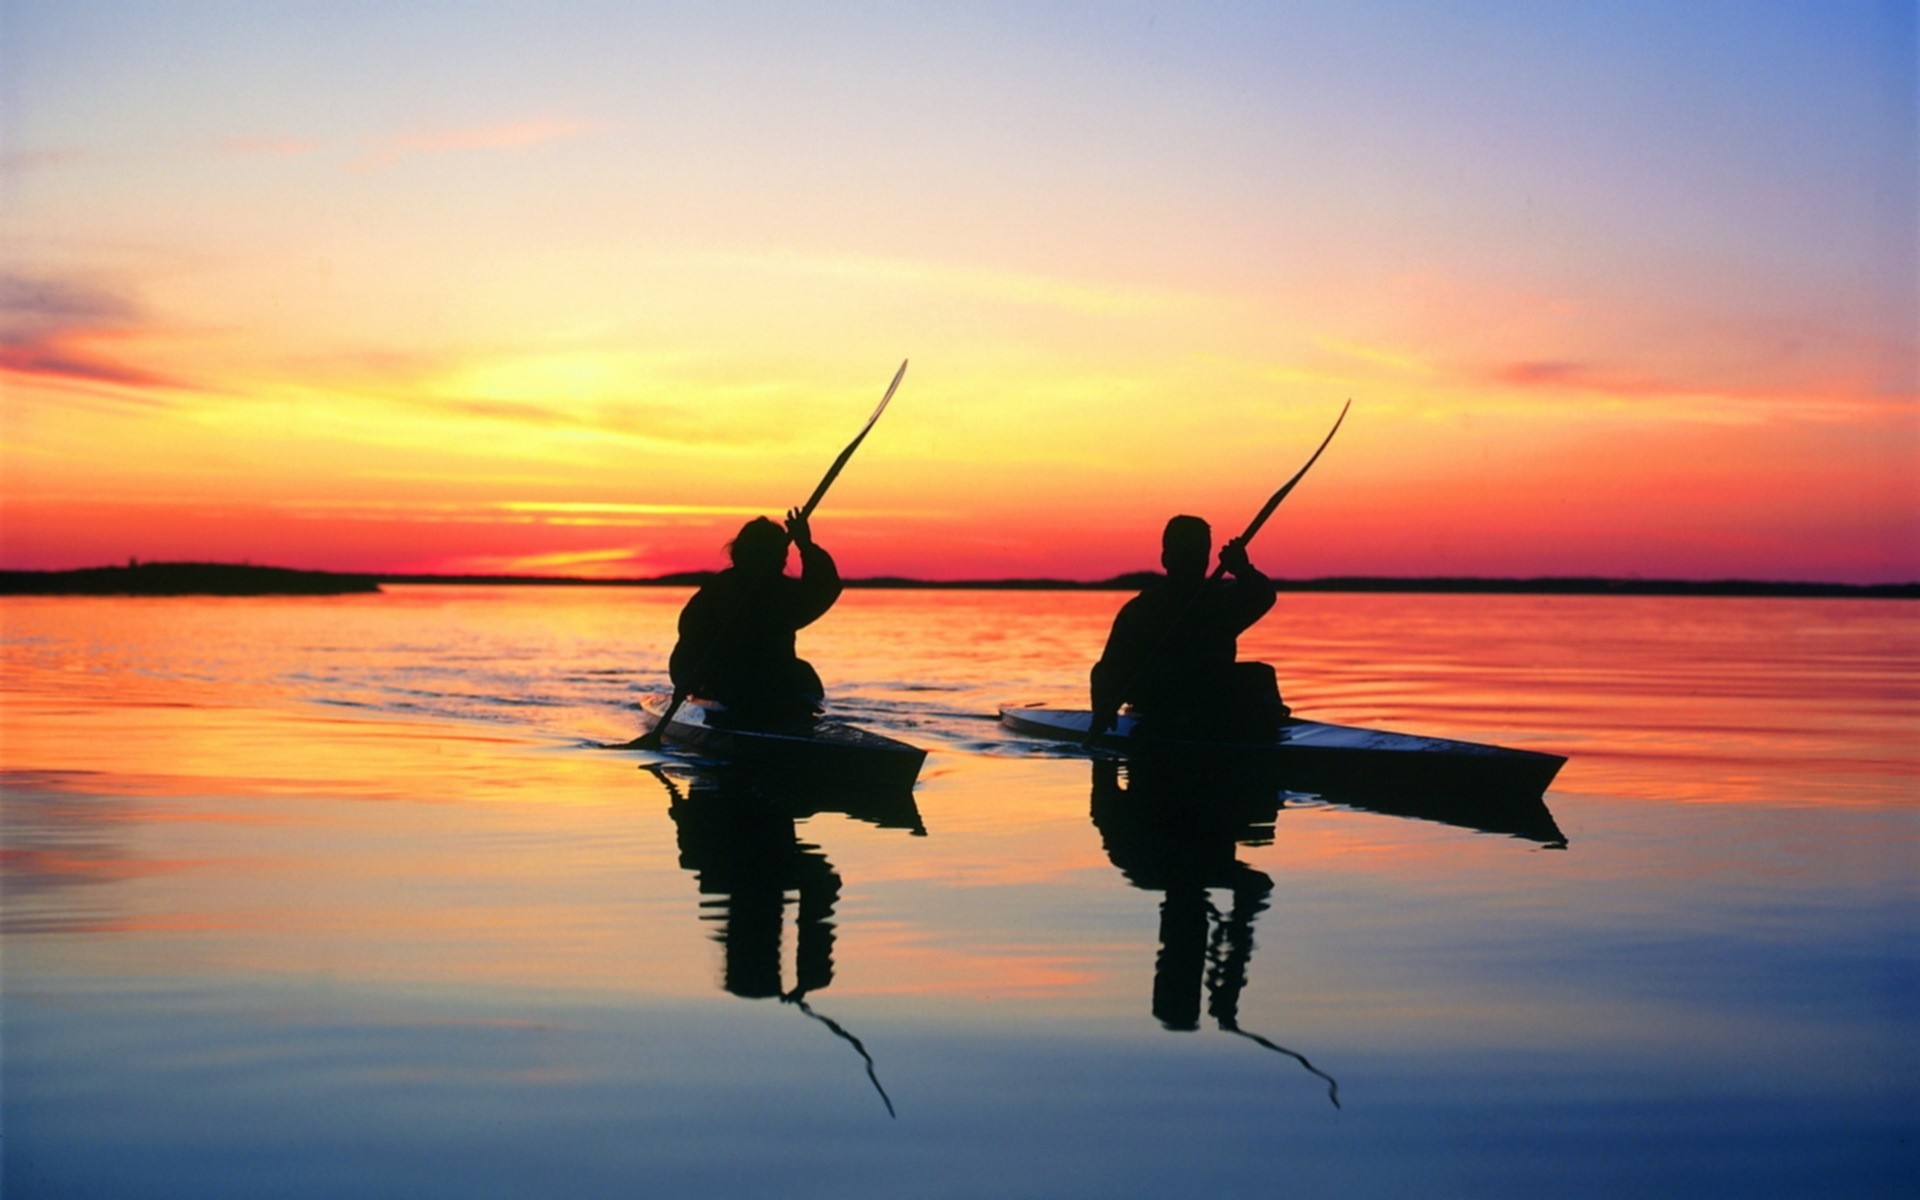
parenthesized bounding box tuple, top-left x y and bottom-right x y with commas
(727, 516, 791, 577)
(1161, 515, 1210, 581)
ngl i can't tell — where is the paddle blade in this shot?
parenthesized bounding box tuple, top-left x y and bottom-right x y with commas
(867, 359, 909, 425)
(798, 359, 909, 519)
(1237, 398, 1350, 544)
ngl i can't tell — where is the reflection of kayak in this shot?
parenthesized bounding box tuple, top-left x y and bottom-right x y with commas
(999, 705, 1567, 800)
(639, 693, 927, 791)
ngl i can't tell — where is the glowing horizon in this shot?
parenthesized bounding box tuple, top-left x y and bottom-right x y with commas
(3, 2, 1914, 583)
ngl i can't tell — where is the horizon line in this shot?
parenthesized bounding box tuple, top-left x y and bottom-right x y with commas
(2, 561, 1915, 599)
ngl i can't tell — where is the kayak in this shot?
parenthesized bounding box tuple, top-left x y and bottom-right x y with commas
(638, 693, 927, 791)
(999, 705, 1566, 800)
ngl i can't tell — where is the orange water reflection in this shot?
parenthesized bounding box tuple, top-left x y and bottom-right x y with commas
(3, 589, 1914, 1012)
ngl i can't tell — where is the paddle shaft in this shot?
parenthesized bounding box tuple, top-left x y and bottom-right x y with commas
(639, 361, 908, 747)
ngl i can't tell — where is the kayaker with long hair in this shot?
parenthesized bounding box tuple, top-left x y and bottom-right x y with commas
(1089, 514, 1288, 741)
(668, 508, 842, 723)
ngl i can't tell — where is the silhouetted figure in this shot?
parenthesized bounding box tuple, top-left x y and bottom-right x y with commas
(1090, 515, 1286, 741)
(669, 508, 842, 723)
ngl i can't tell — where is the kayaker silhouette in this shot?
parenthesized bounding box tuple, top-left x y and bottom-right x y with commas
(668, 508, 842, 724)
(1088, 514, 1288, 743)
(1089, 757, 1339, 1106)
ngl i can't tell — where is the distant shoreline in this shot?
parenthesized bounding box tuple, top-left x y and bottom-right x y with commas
(3, 561, 1915, 599)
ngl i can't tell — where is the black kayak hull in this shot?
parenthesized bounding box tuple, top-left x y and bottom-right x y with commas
(639, 694, 927, 791)
(1000, 705, 1568, 842)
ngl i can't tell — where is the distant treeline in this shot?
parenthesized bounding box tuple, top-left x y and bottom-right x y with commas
(0, 562, 380, 596)
(5, 562, 1915, 599)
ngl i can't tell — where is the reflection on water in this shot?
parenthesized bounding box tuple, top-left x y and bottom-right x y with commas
(1090, 757, 1342, 1107)
(4, 589, 1916, 1198)
(649, 764, 923, 1117)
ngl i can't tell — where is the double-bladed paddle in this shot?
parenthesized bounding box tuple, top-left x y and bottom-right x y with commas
(634, 360, 909, 750)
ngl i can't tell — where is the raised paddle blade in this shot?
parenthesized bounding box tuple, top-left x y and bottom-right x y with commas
(1239, 398, 1348, 543)
(865, 358, 909, 425)
(1212, 398, 1349, 580)
(798, 359, 908, 520)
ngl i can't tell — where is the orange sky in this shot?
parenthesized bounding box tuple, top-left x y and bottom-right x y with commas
(2, 3, 1914, 581)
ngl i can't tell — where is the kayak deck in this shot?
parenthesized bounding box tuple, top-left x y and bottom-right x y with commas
(999, 705, 1566, 800)
(639, 693, 927, 790)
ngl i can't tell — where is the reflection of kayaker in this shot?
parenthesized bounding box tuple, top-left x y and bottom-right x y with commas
(668, 510, 841, 724)
(1090, 516, 1288, 743)
(648, 764, 907, 1117)
(1089, 758, 1340, 1107)
(665, 767, 841, 1000)
(1090, 757, 1277, 1031)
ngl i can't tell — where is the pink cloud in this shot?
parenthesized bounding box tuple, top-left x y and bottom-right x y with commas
(221, 136, 324, 158)
(0, 272, 193, 399)
(347, 117, 596, 172)
(0, 147, 88, 171)
(0, 339, 186, 393)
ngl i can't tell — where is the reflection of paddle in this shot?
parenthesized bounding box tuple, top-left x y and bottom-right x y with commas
(1221, 1024, 1342, 1109)
(1086, 399, 1350, 746)
(783, 993, 898, 1118)
(1201, 894, 1342, 1109)
(635, 360, 909, 751)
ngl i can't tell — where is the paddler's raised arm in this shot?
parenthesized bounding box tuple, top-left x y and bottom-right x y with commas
(786, 507, 842, 628)
(1218, 535, 1275, 627)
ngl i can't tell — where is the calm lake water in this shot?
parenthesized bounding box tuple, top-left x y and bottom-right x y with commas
(4, 587, 1915, 1198)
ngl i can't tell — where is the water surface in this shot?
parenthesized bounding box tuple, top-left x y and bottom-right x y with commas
(4, 588, 1915, 1197)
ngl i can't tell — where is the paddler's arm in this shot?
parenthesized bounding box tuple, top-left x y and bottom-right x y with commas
(1218, 535, 1275, 628)
(787, 508, 842, 628)
(1086, 602, 1138, 747)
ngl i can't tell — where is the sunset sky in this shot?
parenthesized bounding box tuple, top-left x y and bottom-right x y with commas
(2, 1, 1914, 582)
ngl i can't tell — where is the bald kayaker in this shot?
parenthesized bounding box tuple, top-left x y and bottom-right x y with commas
(1088, 514, 1289, 743)
(668, 508, 842, 723)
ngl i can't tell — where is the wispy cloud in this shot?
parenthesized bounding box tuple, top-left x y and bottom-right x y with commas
(0, 273, 193, 398)
(1479, 356, 1919, 424)
(347, 117, 596, 172)
(432, 547, 656, 579)
(1490, 359, 1680, 396)
(264, 499, 918, 525)
(0, 147, 88, 172)
(404, 392, 804, 447)
(0, 338, 186, 393)
(220, 136, 323, 159)
(754, 251, 1207, 317)
(0, 275, 137, 325)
